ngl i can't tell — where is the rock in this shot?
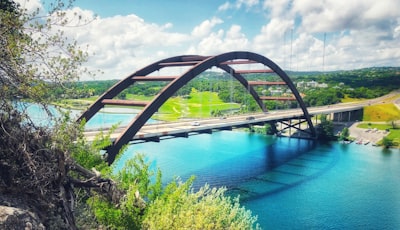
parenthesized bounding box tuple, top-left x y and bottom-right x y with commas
(0, 205, 45, 230)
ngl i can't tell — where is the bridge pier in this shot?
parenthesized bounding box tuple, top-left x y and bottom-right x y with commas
(271, 117, 315, 139)
(332, 108, 363, 122)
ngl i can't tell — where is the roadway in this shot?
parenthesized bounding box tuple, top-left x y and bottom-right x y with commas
(83, 100, 368, 143)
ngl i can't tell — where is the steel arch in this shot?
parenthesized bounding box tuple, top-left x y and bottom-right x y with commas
(77, 51, 316, 164)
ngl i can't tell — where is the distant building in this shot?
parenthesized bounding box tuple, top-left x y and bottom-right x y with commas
(270, 89, 283, 95)
(296, 80, 328, 88)
(296, 81, 305, 88)
(307, 80, 318, 87)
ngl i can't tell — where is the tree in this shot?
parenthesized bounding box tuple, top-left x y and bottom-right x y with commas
(0, 1, 122, 229)
(381, 137, 394, 148)
(0, 0, 90, 105)
(339, 127, 350, 141)
(388, 120, 398, 129)
(318, 114, 335, 140)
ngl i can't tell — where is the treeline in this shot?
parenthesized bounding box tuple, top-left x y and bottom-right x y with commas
(293, 67, 400, 101)
(51, 67, 399, 109)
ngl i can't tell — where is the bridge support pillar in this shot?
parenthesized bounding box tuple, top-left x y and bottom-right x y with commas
(333, 109, 363, 122)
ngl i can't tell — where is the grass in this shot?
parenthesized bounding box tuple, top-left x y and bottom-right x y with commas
(55, 91, 240, 121)
(155, 91, 240, 121)
(363, 103, 400, 121)
(341, 96, 365, 103)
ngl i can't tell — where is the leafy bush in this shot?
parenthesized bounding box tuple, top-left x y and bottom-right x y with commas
(143, 178, 260, 230)
(88, 154, 260, 229)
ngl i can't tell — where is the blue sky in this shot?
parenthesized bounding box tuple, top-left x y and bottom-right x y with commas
(75, 0, 267, 37)
(17, 0, 400, 80)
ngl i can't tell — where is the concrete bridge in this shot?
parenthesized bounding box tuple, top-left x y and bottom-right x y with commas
(77, 51, 364, 164)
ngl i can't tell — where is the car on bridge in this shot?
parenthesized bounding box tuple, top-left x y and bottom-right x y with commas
(246, 116, 255, 120)
(191, 121, 200, 126)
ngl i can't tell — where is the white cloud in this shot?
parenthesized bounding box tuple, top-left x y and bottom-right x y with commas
(218, 0, 260, 11)
(191, 17, 223, 38)
(192, 25, 249, 56)
(60, 8, 191, 79)
(236, 0, 259, 9)
(218, 2, 231, 11)
(291, 0, 400, 33)
(252, 18, 294, 64)
(262, 0, 292, 18)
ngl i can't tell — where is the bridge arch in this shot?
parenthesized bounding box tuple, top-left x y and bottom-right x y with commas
(78, 51, 316, 164)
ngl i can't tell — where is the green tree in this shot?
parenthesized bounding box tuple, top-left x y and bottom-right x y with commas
(0, 1, 121, 229)
(339, 127, 350, 141)
(382, 137, 394, 148)
(318, 114, 335, 140)
(388, 120, 398, 129)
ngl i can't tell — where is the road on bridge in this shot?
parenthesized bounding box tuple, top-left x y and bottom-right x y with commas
(83, 100, 369, 143)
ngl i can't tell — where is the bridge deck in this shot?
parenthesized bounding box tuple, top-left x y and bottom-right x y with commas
(83, 102, 365, 143)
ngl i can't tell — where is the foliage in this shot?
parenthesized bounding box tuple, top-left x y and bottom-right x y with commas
(303, 88, 343, 106)
(317, 114, 335, 140)
(381, 137, 394, 148)
(88, 154, 260, 229)
(338, 127, 350, 141)
(293, 67, 400, 94)
(388, 120, 398, 129)
(114, 154, 163, 201)
(70, 121, 116, 175)
(143, 178, 260, 230)
(0, 1, 122, 229)
(0, 0, 92, 104)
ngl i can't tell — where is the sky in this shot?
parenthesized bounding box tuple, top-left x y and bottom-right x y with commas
(16, 0, 400, 80)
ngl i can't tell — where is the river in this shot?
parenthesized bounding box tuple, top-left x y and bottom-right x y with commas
(26, 104, 400, 229)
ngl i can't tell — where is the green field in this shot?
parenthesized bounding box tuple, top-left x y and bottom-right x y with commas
(363, 103, 400, 121)
(58, 90, 241, 121)
(154, 91, 240, 121)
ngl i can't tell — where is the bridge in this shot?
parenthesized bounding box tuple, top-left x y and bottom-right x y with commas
(77, 51, 363, 164)
(83, 103, 364, 141)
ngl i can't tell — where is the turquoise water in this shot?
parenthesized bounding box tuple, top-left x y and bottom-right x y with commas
(116, 131, 400, 229)
(21, 103, 154, 129)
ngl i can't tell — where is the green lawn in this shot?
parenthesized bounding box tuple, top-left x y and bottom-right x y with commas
(155, 91, 240, 121)
(363, 103, 400, 121)
(60, 91, 241, 121)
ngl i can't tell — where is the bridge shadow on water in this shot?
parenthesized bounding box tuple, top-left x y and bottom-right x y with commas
(184, 137, 339, 202)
